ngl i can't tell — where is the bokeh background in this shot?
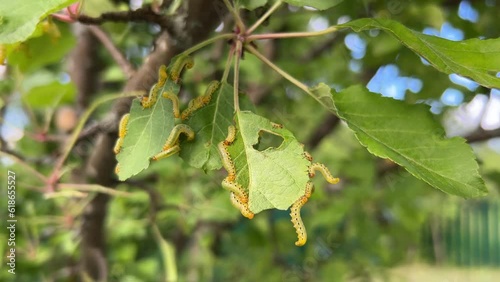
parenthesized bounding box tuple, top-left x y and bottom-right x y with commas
(1, 0, 500, 281)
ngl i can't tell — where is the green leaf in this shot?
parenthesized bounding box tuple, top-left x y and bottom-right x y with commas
(23, 81, 75, 108)
(0, 0, 77, 44)
(116, 95, 175, 181)
(7, 22, 76, 72)
(310, 83, 487, 198)
(230, 111, 311, 213)
(179, 82, 235, 171)
(282, 0, 344, 10)
(338, 18, 500, 89)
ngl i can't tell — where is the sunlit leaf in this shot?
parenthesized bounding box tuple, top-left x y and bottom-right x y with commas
(230, 111, 311, 213)
(339, 18, 500, 89)
(310, 83, 487, 198)
(0, 0, 77, 44)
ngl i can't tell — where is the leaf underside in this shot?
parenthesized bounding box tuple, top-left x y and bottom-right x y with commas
(116, 97, 175, 181)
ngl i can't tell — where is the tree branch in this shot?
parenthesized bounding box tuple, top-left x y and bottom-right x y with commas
(77, 6, 174, 34)
(88, 26, 135, 78)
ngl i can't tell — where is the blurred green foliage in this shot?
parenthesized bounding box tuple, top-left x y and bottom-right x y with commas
(1, 0, 499, 281)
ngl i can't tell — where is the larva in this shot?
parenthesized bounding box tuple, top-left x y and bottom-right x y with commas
(152, 145, 180, 161)
(170, 55, 194, 83)
(222, 177, 248, 203)
(157, 65, 168, 88)
(218, 142, 236, 181)
(290, 182, 313, 246)
(161, 124, 195, 151)
(308, 163, 339, 184)
(224, 125, 237, 146)
(113, 114, 130, 154)
(180, 81, 220, 120)
(162, 92, 181, 118)
(230, 192, 254, 219)
(303, 151, 313, 162)
(114, 164, 120, 175)
(271, 122, 283, 129)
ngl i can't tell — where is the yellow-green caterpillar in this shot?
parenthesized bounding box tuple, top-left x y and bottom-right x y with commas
(290, 182, 313, 246)
(141, 65, 168, 108)
(170, 55, 194, 83)
(113, 114, 130, 154)
(308, 163, 339, 184)
(230, 193, 254, 219)
(180, 81, 220, 120)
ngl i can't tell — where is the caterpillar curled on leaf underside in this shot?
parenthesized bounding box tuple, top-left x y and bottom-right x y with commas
(290, 182, 313, 246)
(170, 55, 194, 83)
(113, 114, 130, 154)
(180, 81, 220, 120)
(308, 163, 339, 184)
(141, 65, 168, 108)
(230, 192, 254, 219)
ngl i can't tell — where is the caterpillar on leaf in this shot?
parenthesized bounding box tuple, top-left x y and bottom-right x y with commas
(230, 193, 254, 219)
(113, 114, 130, 154)
(170, 55, 194, 83)
(290, 182, 313, 246)
(141, 66, 168, 108)
(308, 163, 339, 184)
(180, 81, 220, 120)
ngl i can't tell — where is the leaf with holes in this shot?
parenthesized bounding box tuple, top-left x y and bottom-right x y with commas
(227, 111, 310, 213)
(310, 83, 487, 198)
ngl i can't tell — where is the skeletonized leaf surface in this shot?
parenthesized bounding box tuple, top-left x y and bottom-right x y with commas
(230, 111, 310, 213)
(180, 82, 234, 170)
(338, 18, 500, 89)
(282, 0, 344, 10)
(116, 96, 175, 181)
(310, 83, 487, 198)
(0, 0, 76, 44)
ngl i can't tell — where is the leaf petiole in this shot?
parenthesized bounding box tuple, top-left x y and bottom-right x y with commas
(247, 26, 339, 41)
(181, 33, 234, 57)
(246, 0, 283, 35)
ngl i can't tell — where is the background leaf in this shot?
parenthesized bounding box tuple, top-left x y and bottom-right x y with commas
(0, 0, 76, 44)
(338, 18, 500, 89)
(282, 0, 344, 10)
(311, 83, 487, 198)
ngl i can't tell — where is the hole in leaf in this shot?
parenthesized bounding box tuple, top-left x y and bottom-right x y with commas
(253, 130, 284, 151)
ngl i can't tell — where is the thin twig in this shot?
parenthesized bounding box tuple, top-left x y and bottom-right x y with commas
(222, 0, 245, 31)
(246, 0, 282, 34)
(234, 41, 242, 111)
(0, 151, 47, 182)
(88, 26, 135, 78)
(247, 26, 339, 41)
